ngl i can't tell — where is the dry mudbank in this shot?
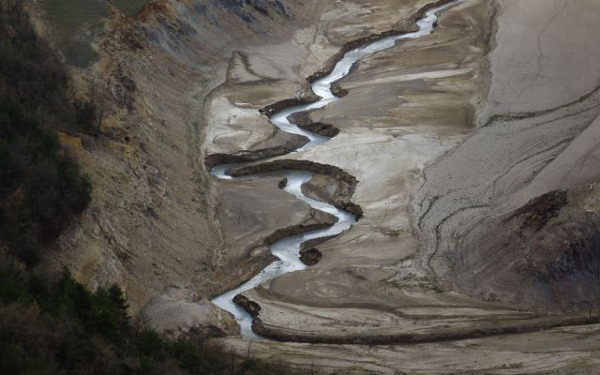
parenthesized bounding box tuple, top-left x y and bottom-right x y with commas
(204, 132, 309, 169)
(210, 208, 337, 298)
(287, 111, 341, 138)
(305, 0, 460, 83)
(225, 0, 505, 350)
(230, 160, 363, 219)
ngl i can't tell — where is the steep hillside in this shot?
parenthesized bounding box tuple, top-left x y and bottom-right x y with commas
(35, 0, 332, 319)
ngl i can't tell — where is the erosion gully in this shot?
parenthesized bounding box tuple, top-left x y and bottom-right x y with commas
(210, 0, 464, 340)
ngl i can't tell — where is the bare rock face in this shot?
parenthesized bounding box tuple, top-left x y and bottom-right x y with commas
(452, 185, 600, 312)
(214, 0, 289, 19)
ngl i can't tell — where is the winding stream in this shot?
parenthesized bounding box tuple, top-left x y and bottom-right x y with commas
(210, 0, 463, 340)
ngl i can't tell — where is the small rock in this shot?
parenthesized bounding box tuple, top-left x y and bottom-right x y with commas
(300, 248, 322, 266)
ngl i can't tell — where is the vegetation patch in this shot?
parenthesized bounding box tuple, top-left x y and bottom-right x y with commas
(0, 253, 313, 375)
(0, 0, 94, 266)
(109, 0, 152, 17)
(45, 0, 110, 67)
(509, 190, 568, 231)
(386, 279, 445, 294)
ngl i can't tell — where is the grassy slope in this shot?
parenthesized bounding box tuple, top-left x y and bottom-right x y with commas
(44, 0, 152, 67)
(45, 0, 109, 67)
(110, 0, 152, 16)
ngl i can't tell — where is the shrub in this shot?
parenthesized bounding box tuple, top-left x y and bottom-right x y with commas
(0, 254, 311, 375)
(0, 0, 93, 266)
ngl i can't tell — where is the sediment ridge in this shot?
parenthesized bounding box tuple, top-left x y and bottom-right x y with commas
(235, 293, 595, 346)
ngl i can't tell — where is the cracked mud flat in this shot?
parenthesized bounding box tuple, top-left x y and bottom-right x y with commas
(204, 0, 600, 373)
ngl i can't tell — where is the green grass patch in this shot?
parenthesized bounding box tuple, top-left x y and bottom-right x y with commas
(109, 0, 152, 17)
(1, 0, 95, 266)
(45, 0, 110, 67)
(386, 280, 445, 294)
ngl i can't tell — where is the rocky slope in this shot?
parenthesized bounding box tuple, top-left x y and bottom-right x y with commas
(415, 0, 600, 312)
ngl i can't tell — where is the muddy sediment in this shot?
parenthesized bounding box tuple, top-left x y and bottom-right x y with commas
(240, 299, 595, 345)
(260, 97, 316, 118)
(252, 316, 596, 345)
(330, 83, 348, 98)
(231, 160, 357, 188)
(300, 236, 337, 253)
(211, 208, 337, 298)
(233, 294, 262, 317)
(204, 142, 309, 169)
(306, 0, 461, 83)
(230, 159, 363, 219)
(213, 250, 277, 298)
(203, 0, 600, 372)
(209, 0, 469, 345)
(262, 209, 338, 245)
(258, 0, 458, 140)
(230, 288, 587, 347)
